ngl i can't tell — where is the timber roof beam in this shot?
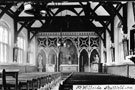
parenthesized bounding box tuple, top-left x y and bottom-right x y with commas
(17, 16, 111, 21)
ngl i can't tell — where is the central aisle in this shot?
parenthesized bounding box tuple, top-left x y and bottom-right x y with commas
(51, 81, 61, 90)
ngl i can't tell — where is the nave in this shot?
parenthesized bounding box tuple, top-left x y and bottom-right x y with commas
(1, 0, 135, 90)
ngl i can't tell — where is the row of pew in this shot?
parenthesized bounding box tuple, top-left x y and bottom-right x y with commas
(59, 72, 135, 90)
(0, 69, 62, 90)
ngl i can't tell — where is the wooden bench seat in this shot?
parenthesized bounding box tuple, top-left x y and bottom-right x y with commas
(18, 72, 61, 90)
(0, 69, 19, 90)
(0, 69, 61, 90)
(18, 73, 51, 90)
(59, 72, 135, 90)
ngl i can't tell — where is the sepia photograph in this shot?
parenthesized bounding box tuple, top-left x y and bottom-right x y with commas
(0, 0, 135, 90)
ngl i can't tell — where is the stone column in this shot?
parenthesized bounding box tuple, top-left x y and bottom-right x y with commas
(77, 53, 80, 72)
(88, 53, 91, 72)
(56, 53, 59, 72)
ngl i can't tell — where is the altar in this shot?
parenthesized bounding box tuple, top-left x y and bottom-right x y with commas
(60, 64, 78, 72)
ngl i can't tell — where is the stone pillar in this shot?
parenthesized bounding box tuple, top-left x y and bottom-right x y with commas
(56, 53, 59, 72)
(88, 53, 91, 72)
(78, 53, 80, 72)
(38, 55, 43, 72)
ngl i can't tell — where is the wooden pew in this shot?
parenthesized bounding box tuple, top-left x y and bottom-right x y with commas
(0, 69, 62, 90)
(59, 72, 135, 90)
(18, 72, 62, 90)
(0, 69, 19, 90)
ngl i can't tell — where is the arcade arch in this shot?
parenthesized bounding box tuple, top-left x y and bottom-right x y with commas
(37, 47, 46, 72)
(79, 49, 89, 72)
(47, 49, 57, 72)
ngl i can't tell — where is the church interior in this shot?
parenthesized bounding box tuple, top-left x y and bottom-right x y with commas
(0, 0, 135, 90)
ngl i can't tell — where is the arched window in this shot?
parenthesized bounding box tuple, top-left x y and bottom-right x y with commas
(16, 35, 25, 63)
(0, 21, 10, 63)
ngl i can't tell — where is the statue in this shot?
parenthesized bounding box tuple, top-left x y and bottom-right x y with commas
(93, 54, 99, 63)
(90, 54, 99, 72)
(38, 54, 43, 72)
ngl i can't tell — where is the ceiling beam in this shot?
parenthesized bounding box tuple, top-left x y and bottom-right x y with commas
(14, 3, 24, 17)
(29, 27, 104, 32)
(0, 3, 13, 18)
(48, 5, 82, 8)
(17, 16, 111, 21)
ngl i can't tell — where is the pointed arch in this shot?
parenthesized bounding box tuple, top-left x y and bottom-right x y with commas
(37, 47, 46, 72)
(90, 49, 100, 63)
(59, 39, 78, 65)
(79, 49, 89, 72)
(55, 9, 78, 16)
(48, 49, 57, 65)
(64, 38, 78, 49)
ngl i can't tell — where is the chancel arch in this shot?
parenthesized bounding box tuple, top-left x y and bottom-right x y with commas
(59, 39, 78, 72)
(79, 49, 89, 72)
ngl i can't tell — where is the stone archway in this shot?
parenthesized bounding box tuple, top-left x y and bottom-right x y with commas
(47, 49, 57, 72)
(59, 39, 78, 65)
(37, 49, 46, 72)
(58, 39, 78, 72)
(90, 49, 100, 63)
(79, 49, 89, 72)
(90, 49, 100, 72)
